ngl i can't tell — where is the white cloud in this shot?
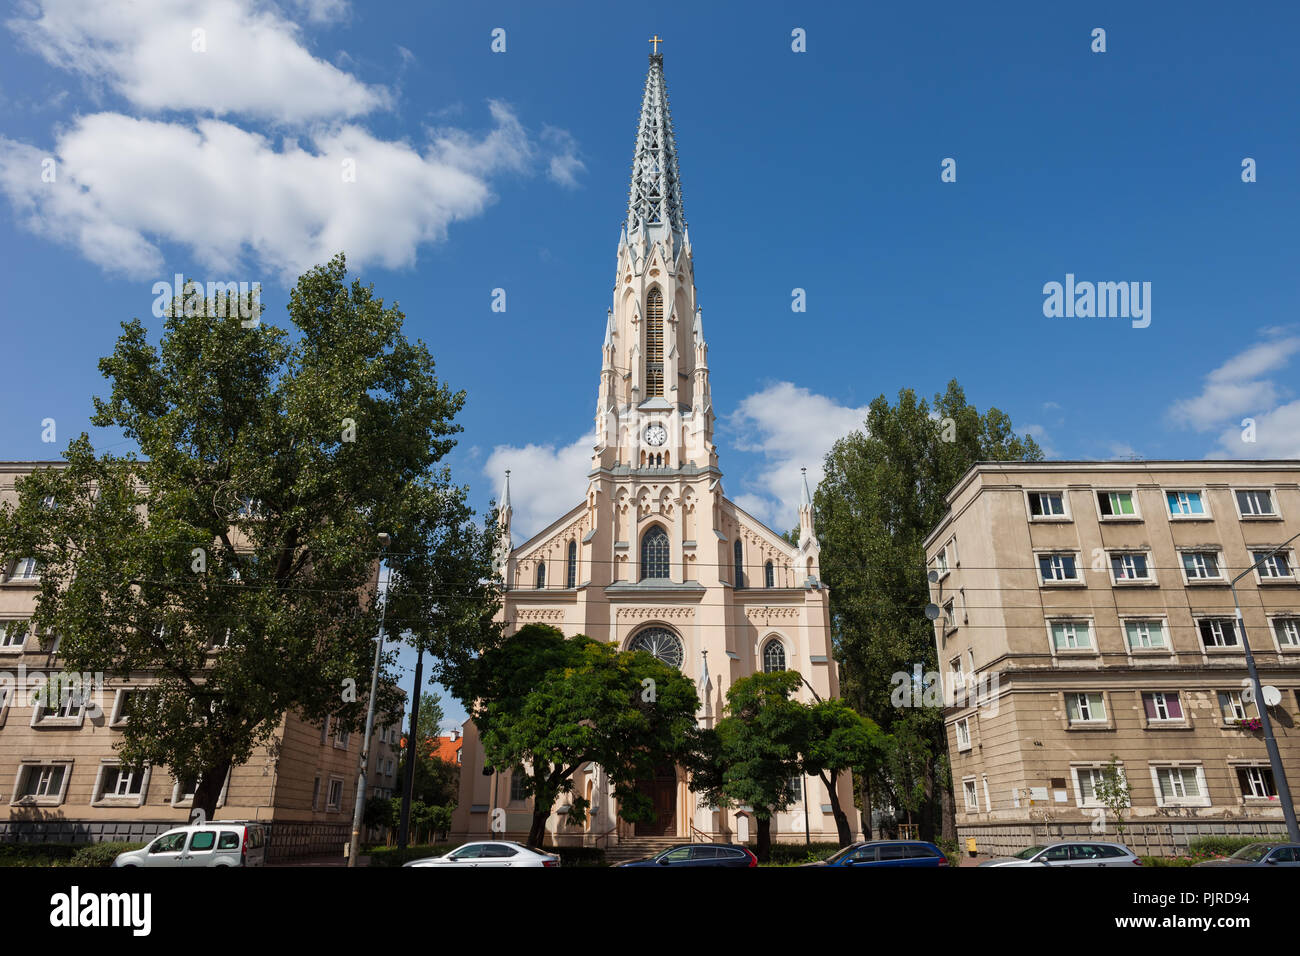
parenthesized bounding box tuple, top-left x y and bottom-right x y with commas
(484, 436, 592, 541)
(1214, 401, 1300, 458)
(9, 0, 389, 123)
(1021, 424, 1058, 458)
(1168, 336, 1300, 431)
(727, 382, 869, 530)
(541, 126, 585, 188)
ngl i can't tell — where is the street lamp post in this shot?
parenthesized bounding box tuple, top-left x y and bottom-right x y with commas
(347, 532, 390, 867)
(1229, 531, 1300, 843)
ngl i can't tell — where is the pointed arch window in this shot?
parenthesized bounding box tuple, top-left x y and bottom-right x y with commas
(641, 525, 670, 580)
(765, 560, 775, 589)
(567, 540, 577, 589)
(734, 539, 745, 589)
(535, 562, 545, 589)
(645, 289, 664, 398)
(762, 639, 786, 673)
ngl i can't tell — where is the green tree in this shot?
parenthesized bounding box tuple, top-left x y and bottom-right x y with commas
(1095, 755, 1131, 840)
(0, 254, 480, 822)
(815, 380, 1041, 839)
(690, 671, 808, 862)
(801, 697, 889, 846)
(468, 624, 701, 847)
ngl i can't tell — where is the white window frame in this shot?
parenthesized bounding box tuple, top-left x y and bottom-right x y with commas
(108, 687, 144, 727)
(954, 717, 971, 752)
(8, 557, 39, 582)
(1048, 618, 1095, 653)
(1270, 616, 1300, 652)
(1071, 763, 1125, 809)
(1179, 549, 1224, 584)
(1065, 691, 1107, 725)
(11, 759, 73, 807)
(1026, 490, 1070, 522)
(0, 619, 28, 653)
(1165, 489, 1211, 520)
(1095, 489, 1141, 521)
(170, 769, 230, 809)
(1196, 617, 1241, 652)
(1035, 550, 1083, 586)
(1231, 763, 1277, 801)
(1142, 691, 1185, 724)
(333, 726, 350, 750)
(30, 678, 90, 728)
(1233, 488, 1279, 520)
(1149, 763, 1211, 808)
(1122, 618, 1169, 652)
(942, 598, 957, 634)
(311, 775, 322, 811)
(91, 760, 151, 807)
(326, 775, 345, 811)
(962, 776, 979, 812)
(1253, 549, 1296, 584)
(1108, 550, 1155, 585)
(0, 683, 10, 728)
(932, 544, 951, 580)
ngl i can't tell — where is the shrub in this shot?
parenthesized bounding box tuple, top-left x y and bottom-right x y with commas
(554, 846, 605, 867)
(753, 841, 842, 866)
(0, 842, 80, 867)
(70, 841, 149, 867)
(366, 843, 457, 867)
(1186, 834, 1287, 858)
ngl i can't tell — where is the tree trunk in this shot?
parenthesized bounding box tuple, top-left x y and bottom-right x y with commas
(527, 808, 549, 848)
(191, 757, 231, 824)
(398, 647, 424, 849)
(940, 775, 956, 843)
(821, 771, 853, 846)
(858, 773, 874, 841)
(755, 816, 771, 862)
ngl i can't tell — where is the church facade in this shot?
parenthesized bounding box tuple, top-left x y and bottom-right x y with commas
(450, 49, 858, 848)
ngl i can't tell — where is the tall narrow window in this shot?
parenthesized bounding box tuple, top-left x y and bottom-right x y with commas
(734, 539, 745, 589)
(644, 289, 664, 398)
(641, 526, 670, 580)
(566, 540, 577, 589)
(762, 639, 786, 673)
(535, 562, 546, 589)
(765, 560, 775, 589)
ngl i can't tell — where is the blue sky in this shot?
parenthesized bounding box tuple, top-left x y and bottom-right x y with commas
(3, 1, 1299, 726)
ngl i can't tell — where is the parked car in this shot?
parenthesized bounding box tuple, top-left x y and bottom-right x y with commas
(1193, 842, 1300, 867)
(112, 821, 267, 867)
(614, 843, 758, 867)
(978, 841, 1140, 867)
(803, 840, 949, 867)
(402, 841, 560, 867)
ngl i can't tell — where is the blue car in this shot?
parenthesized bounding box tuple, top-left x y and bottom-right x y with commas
(805, 840, 950, 867)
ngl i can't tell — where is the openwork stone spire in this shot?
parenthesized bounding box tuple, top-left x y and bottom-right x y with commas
(626, 51, 686, 237)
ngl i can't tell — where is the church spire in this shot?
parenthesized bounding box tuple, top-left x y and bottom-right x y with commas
(626, 42, 686, 238)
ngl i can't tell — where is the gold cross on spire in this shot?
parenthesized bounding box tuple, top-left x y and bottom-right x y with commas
(649, 34, 662, 54)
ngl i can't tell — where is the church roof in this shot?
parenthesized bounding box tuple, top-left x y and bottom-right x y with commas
(626, 53, 686, 237)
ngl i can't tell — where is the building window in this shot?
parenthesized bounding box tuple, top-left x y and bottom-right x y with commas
(762, 638, 786, 673)
(1254, 550, 1294, 581)
(1124, 620, 1166, 650)
(1167, 490, 1206, 517)
(933, 545, 951, 575)
(31, 682, 88, 726)
(963, 778, 979, 811)
(1217, 691, 1258, 722)
(764, 560, 774, 589)
(1274, 617, 1300, 649)
(942, 599, 957, 632)
(1050, 620, 1093, 651)
(9, 557, 38, 581)
(1142, 692, 1183, 722)
(1097, 491, 1137, 518)
(94, 763, 148, 804)
(535, 562, 546, 589)
(733, 538, 744, 589)
(326, 777, 344, 811)
(629, 627, 684, 669)
(954, 717, 971, 751)
(641, 526, 670, 580)
(1151, 765, 1208, 807)
(644, 289, 664, 397)
(1235, 489, 1276, 517)
(1198, 618, 1239, 649)
(1181, 551, 1222, 581)
(1073, 765, 1117, 808)
(1110, 552, 1152, 583)
(788, 776, 803, 801)
(510, 768, 530, 802)
(311, 776, 321, 811)
(1236, 765, 1276, 799)
(13, 762, 70, 805)
(567, 540, 577, 589)
(0, 620, 28, 649)
(1037, 552, 1079, 583)
(333, 726, 350, 750)
(1066, 692, 1106, 724)
(1028, 491, 1066, 519)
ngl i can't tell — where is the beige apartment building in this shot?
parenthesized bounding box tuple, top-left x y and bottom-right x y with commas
(0, 460, 402, 860)
(926, 460, 1300, 857)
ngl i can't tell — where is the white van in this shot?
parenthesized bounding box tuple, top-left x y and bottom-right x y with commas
(112, 822, 267, 867)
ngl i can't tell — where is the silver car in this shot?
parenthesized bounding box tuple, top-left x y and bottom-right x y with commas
(113, 823, 267, 867)
(402, 840, 559, 868)
(1193, 842, 1300, 867)
(978, 841, 1140, 867)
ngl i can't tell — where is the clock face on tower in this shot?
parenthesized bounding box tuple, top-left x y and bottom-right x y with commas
(644, 423, 667, 447)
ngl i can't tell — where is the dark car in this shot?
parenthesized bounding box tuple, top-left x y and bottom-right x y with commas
(805, 840, 949, 867)
(615, 843, 757, 867)
(1193, 842, 1300, 867)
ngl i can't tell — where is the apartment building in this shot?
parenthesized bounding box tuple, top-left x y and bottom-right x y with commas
(925, 460, 1300, 857)
(0, 461, 402, 859)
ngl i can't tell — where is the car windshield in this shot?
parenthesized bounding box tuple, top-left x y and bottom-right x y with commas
(1228, 844, 1271, 862)
(823, 845, 861, 864)
(1013, 845, 1046, 860)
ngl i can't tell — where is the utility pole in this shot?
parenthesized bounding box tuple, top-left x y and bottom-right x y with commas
(347, 532, 390, 867)
(1230, 531, 1300, 843)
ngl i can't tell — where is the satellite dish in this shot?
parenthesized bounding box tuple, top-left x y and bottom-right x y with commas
(1262, 685, 1283, 708)
(924, 603, 941, 621)
(927, 570, 940, 584)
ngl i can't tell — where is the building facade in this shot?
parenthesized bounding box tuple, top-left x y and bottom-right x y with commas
(451, 50, 855, 847)
(0, 460, 403, 858)
(925, 460, 1300, 857)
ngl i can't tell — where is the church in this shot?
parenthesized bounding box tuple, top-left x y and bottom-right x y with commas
(450, 45, 857, 849)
